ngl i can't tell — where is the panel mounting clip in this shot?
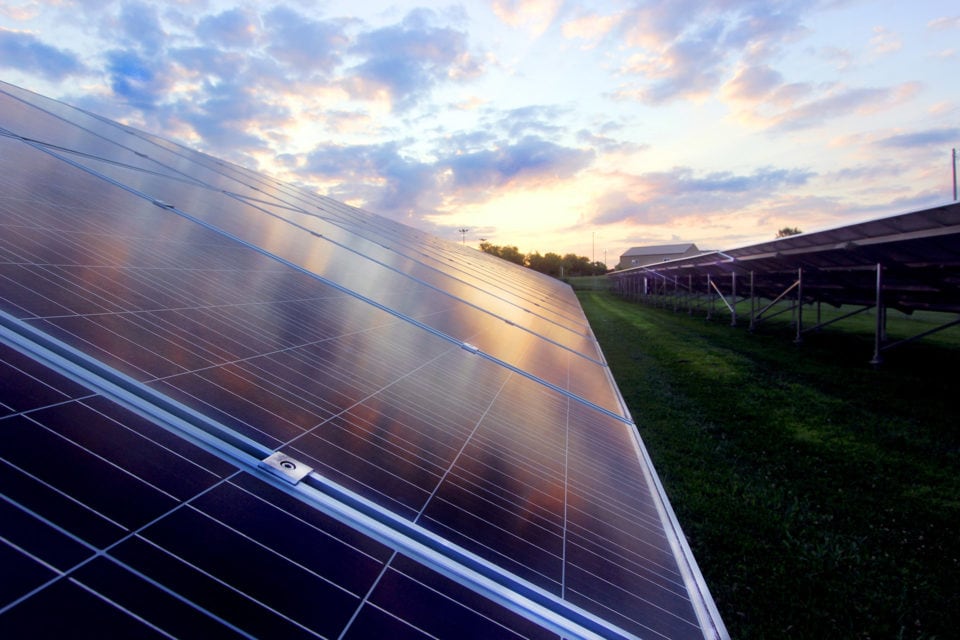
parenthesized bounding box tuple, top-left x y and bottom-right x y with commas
(259, 452, 313, 485)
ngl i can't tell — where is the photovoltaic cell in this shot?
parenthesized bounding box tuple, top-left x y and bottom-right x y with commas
(0, 80, 726, 639)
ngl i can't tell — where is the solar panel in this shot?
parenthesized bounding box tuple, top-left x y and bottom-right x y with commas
(0, 80, 727, 639)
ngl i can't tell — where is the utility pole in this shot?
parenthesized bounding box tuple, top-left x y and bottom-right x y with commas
(458, 227, 469, 245)
(953, 148, 957, 201)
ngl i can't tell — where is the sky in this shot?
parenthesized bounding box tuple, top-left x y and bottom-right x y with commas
(2, 1, 959, 265)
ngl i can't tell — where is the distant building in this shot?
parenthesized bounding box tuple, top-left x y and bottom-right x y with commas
(616, 243, 702, 270)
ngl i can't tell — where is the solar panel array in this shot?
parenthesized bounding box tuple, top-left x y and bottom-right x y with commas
(0, 80, 726, 639)
(609, 202, 960, 313)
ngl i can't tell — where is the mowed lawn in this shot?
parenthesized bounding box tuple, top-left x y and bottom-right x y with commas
(576, 288, 960, 639)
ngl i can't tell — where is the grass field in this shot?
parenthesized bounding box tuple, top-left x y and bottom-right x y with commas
(575, 287, 960, 639)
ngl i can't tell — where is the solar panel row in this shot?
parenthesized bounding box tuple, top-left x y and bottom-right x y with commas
(0, 80, 726, 639)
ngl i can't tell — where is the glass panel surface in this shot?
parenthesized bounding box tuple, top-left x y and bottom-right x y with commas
(1, 80, 721, 640)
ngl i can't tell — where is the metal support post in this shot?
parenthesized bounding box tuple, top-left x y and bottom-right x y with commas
(749, 271, 756, 332)
(871, 263, 884, 365)
(730, 272, 737, 327)
(794, 267, 803, 344)
(706, 274, 713, 320)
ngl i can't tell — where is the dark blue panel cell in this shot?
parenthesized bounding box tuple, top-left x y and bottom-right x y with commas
(230, 473, 393, 562)
(72, 557, 247, 639)
(0, 541, 56, 608)
(0, 264, 88, 319)
(193, 361, 334, 431)
(111, 536, 318, 640)
(79, 395, 237, 478)
(191, 481, 386, 596)
(0, 457, 126, 549)
(0, 578, 168, 639)
(27, 401, 228, 502)
(0, 499, 93, 572)
(141, 504, 362, 637)
(565, 562, 703, 640)
(146, 377, 285, 449)
(0, 415, 179, 531)
(367, 555, 559, 640)
(0, 343, 91, 416)
(341, 603, 433, 640)
(565, 529, 684, 597)
(37, 315, 187, 381)
(418, 500, 562, 592)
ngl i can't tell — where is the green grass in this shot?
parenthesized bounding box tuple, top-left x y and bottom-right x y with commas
(577, 289, 960, 639)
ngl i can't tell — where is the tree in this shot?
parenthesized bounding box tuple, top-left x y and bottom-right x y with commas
(481, 242, 607, 277)
(498, 245, 525, 265)
(776, 226, 802, 238)
(479, 242, 524, 265)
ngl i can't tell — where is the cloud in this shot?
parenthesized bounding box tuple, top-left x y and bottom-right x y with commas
(613, 1, 813, 105)
(819, 46, 854, 71)
(769, 82, 920, 131)
(561, 11, 619, 45)
(196, 8, 260, 49)
(302, 141, 440, 216)
(346, 8, 482, 110)
(577, 129, 648, 155)
(875, 127, 960, 149)
(619, 0, 702, 50)
(870, 26, 901, 55)
(729, 79, 922, 131)
(0, 28, 85, 80)
(494, 105, 566, 138)
(444, 136, 594, 191)
(591, 166, 815, 225)
(263, 6, 349, 75)
(175, 79, 288, 150)
(104, 48, 170, 109)
(722, 3, 811, 62)
(492, 0, 562, 36)
(116, 2, 165, 55)
(927, 16, 960, 31)
(723, 64, 784, 102)
(618, 21, 728, 103)
(296, 132, 594, 220)
(168, 45, 248, 81)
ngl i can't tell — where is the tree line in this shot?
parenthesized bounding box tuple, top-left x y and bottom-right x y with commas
(479, 242, 608, 277)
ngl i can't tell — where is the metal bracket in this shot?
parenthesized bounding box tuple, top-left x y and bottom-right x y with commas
(259, 452, 313, 485)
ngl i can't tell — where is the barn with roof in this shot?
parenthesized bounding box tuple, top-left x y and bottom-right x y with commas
(617, 243, 702, 270)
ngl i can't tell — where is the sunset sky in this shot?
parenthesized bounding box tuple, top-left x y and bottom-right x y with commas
(2, 1, 958, 264)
